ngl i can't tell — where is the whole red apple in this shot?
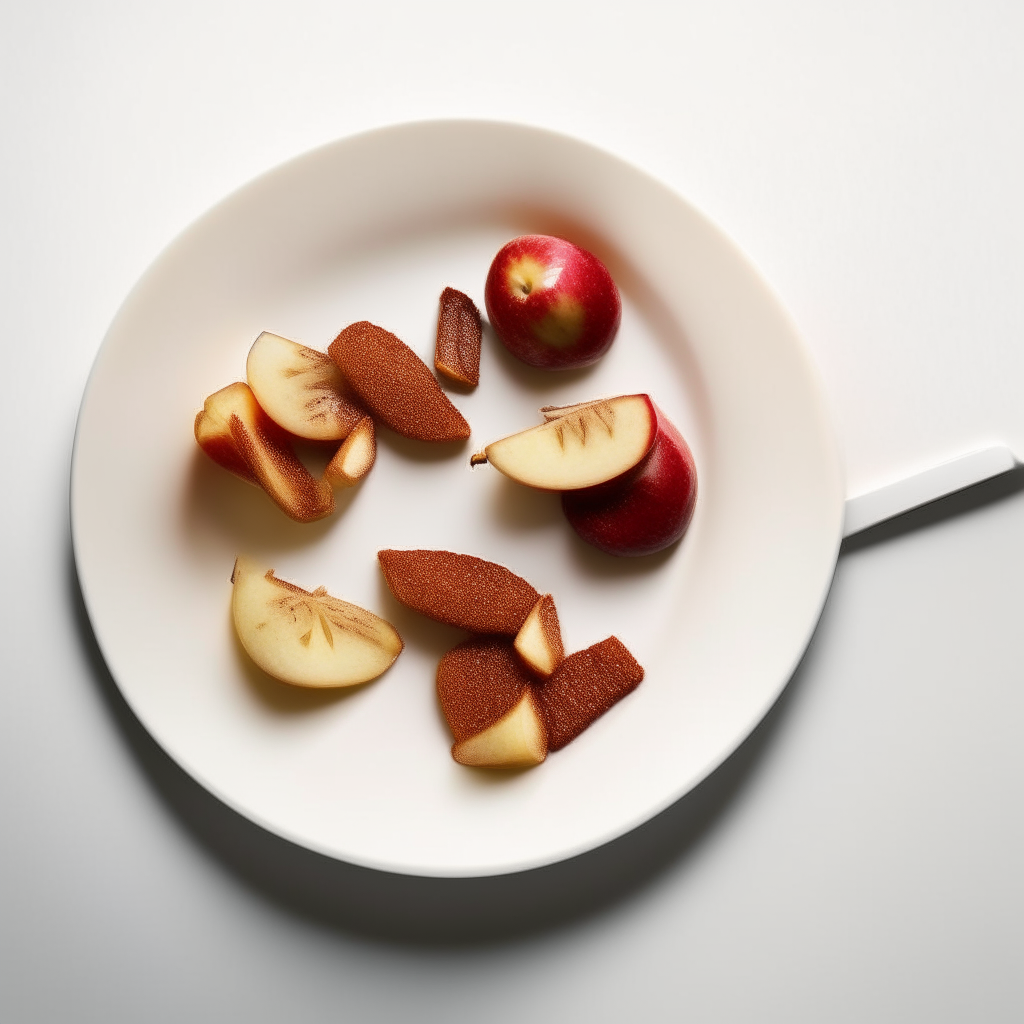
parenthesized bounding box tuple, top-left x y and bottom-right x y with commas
(561, 405, 697, 556)
(484, 235, 621, 369)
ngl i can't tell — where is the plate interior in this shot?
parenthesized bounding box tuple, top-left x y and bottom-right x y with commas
(72, 122, 843, 876)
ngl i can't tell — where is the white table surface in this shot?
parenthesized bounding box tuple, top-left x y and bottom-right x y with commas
(2, 3, 1021, 1020)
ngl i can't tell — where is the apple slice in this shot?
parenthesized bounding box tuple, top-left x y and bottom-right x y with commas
(329, 321, 470, 442)
(377, 549, 539, 635)
(562, 404, 697, 556)
(437, 637, 547, 767)
(434, 287, 482, 387)
(324, 415, 376, 487)
(513, 594, 564, 677)
(246, 331, 365, 441)
(472, 394, 657, 491)
(194, 382, 259, 484)
(452, 691, 547, 768)
(231, 556, 403, 687)
(534, 636, 644, 750)
(194, 382, 335, 522)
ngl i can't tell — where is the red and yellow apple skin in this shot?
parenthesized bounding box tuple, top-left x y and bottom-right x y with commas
(484, 235, 621, 370)
(561, 405, 696, 556)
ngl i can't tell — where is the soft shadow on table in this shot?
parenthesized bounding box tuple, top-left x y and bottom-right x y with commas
(841, 465, 1024, 554)
(69, 468, 1024, 949)
(69, 536, 817, 949)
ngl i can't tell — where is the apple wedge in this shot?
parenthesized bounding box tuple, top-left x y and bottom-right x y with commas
(472, 394, 657, 491)
(452, 691, 547, 768)
(513, 594, 564, 677)
(377, 549, 539, 635)
(246, 331, 365, 441)
(534, 636, 644, 750)
(231, 556, 403, 687)
(437, 637, 547, 768)
(194, 382, 334, 522)
(324, 415, 376, 487)
(329, 321, 470, 442)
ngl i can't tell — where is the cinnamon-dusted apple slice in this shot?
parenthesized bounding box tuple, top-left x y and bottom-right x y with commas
(329, 321, 470, 442)
(231, 556, 403, 687)
(324, 415, 376, 487)
(470, 394, 657, 491)
(452, 692, 547, 768)
(437, 637, 547, 767)
(513, 594, 564, 677)
(378, 549, 539, 635)
(246, 332, 365, 440)
(434, 287, 481, 387)
(194, 382, 335, 522)
(534, 636, 644, 750)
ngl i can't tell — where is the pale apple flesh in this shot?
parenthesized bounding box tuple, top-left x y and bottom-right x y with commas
(513, 594, 564, 677)
(324, 415, 376, 487)
(476, 394, 657, 491)
(231, 556, 403, 687)
(194, 382, 335, 523)
(246, 332, 365, 441)
(451, 690, 548, 768)
(562, 405, 697, 556)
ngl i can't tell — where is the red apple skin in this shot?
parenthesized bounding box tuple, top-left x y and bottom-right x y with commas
(484, 235, 621, 370)
(561, 406, 696, 556)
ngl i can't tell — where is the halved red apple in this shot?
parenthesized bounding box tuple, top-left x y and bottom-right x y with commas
(472, 394, 657, 491)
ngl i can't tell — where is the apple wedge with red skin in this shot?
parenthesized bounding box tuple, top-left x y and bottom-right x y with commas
(473, 394, 658, 492)
(562, 404, 697, 556)
(485, 235, 621, 370)
(194, 382, 335, 523)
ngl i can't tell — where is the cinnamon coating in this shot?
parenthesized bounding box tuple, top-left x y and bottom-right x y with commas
(434, 287, 481, 387)
(329, 321, 470, 442)
(378, 549, 539, 635)
(534, 637, 644, 750)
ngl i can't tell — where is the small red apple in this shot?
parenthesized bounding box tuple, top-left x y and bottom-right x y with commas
(484, 235, 621, 369)
(561, 405, 697, 556)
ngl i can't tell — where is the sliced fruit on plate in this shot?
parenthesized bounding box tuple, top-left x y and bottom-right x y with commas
(329, 320, 470, 442)
(434, 286, 482, 387)
(324, 415, 376, 487)
(194, 382, 335, 522)
(231, 556, 403, 687)
(377, 549, 540, 635)
(452, 691, 548, 768)
(533, 636, 644, 750)
(562, 404, 697, 557)
(513, 594, 564, 677)
(437, 636, 547, 767)
(471, 394, 657, 491)
(246, 331, 365, 441)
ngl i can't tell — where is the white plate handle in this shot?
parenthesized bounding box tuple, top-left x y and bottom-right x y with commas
(843, 445, 1020, 538)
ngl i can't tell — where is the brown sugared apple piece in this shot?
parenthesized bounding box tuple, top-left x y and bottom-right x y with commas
(437, 637, 546, 767)
(329, 321, 470, 442)
(194, 382, 334, 523)
(324, 415, 376, 487)
(534, 636, 644, 750)
(434, 287, 482, 387)
(377, 549, 539, 635)
(194, 384, 259, 485)
(246, 331, 365, 441)
(452, 691, 547, 768)
(513, 594, 564, 677)
(471, 394, 657, 491)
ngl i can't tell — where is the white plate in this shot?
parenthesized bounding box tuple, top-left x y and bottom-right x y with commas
(71, 121, 844, 877)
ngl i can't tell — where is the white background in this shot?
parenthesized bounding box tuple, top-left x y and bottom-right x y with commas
(2, 2, 1021, 1020)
